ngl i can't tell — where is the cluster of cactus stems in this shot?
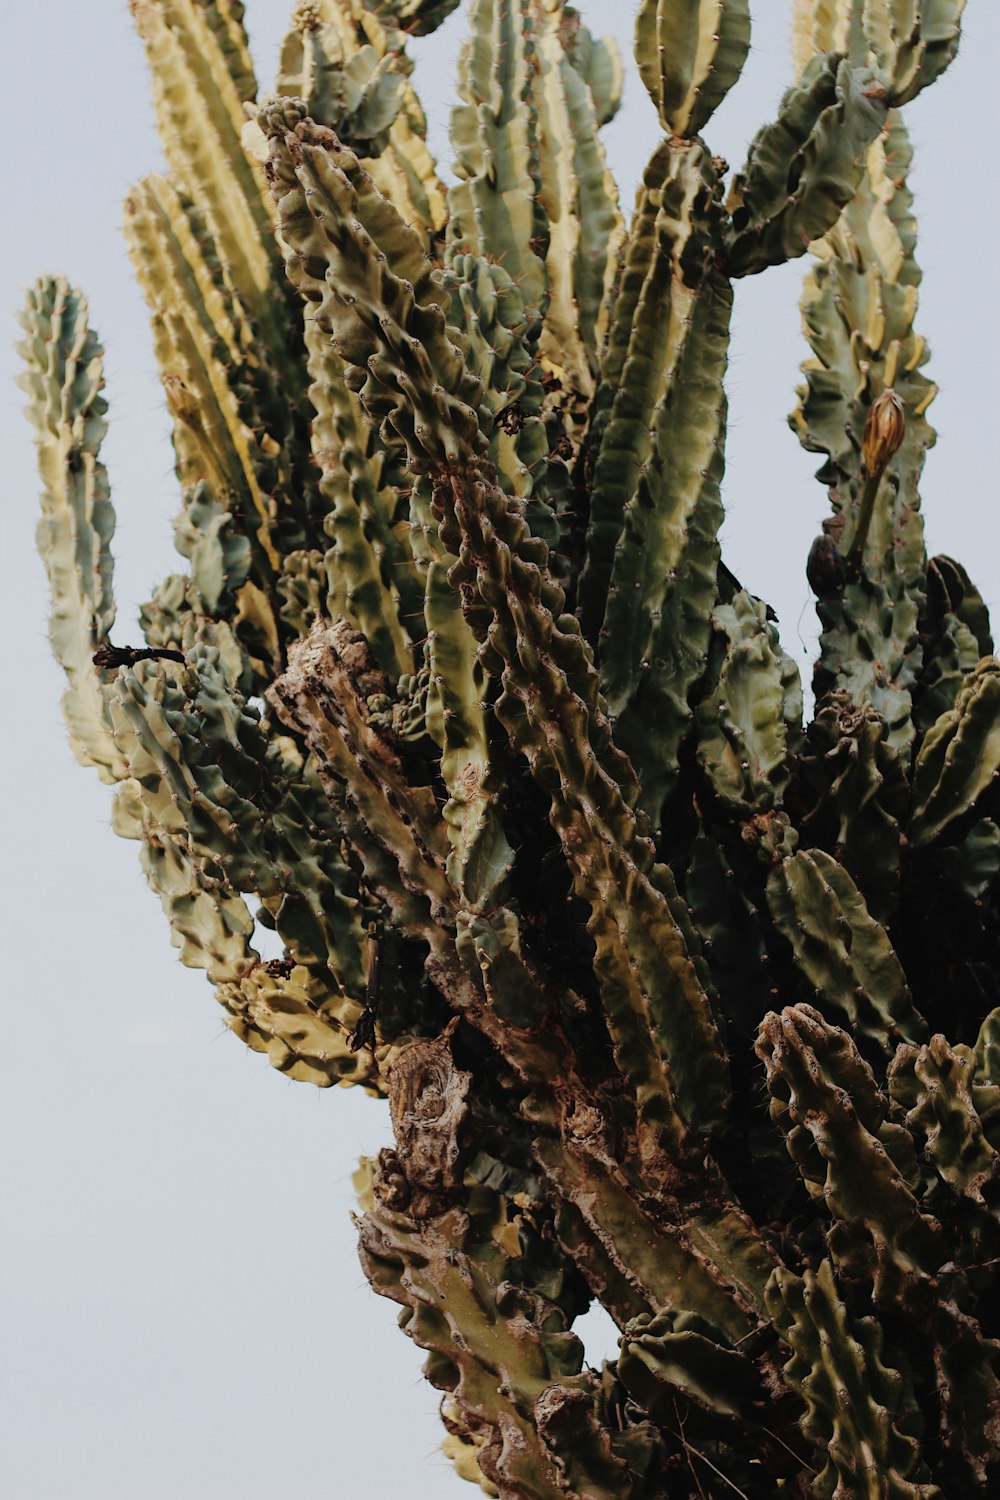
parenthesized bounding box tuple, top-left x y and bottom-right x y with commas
(20, 0, 1000, 1492)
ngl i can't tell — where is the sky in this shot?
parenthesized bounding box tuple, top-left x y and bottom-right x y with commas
(2, 3, 998, 1497)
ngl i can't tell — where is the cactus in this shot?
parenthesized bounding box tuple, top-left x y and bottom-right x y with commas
(19, 0, 999, 1493)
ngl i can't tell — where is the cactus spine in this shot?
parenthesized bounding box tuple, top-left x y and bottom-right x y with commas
(20, 0, 999, 1493)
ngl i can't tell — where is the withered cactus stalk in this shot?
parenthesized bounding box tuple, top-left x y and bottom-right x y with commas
(19, 0, 1000, 1494)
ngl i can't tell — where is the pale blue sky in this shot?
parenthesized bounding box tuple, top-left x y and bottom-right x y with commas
(2, 4, 997, 1497)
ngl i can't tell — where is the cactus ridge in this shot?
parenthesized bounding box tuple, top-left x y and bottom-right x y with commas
(21, 0, 999, 1493)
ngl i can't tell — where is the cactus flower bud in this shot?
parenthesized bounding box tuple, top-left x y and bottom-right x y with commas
(862, 389, 905, 475)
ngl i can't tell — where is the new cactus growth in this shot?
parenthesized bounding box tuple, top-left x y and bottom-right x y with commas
(21, 0, 1000, 1493)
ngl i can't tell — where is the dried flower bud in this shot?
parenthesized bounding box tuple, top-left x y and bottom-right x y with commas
(862, 389, 905, 475)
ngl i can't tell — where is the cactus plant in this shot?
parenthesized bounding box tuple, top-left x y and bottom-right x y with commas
(19, 0, 1000, 1493)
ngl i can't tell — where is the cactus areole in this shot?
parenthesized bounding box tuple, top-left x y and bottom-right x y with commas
(21, 1, 1000, 1494)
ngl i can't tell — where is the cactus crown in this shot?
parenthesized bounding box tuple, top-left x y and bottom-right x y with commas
(21, 1, 1000, 1495)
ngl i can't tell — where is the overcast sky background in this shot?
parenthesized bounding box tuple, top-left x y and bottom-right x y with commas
(2, 4, 998, 1497)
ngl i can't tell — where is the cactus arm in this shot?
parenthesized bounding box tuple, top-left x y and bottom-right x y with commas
(303, 311, 416, 677)
(862, 0, 967, 105)
(262, 101, 485, 473)
(447, 0, 551, 349)
(619, 1315, 765, 1423)
(275, 28, 406, 156)
(366, 0, 462, 34)
(917, 556, 995, 726)
(129, 0, 300, 375)
(106, 649, 370, 994)
(758, 1005, 943, 1303)
(121, 754, 376, 1089)
(889, 1036, 1000, 1231)
(724, 53, 888, 279)
(424, 559, 515, 911)
(692, 591, 804, 819)
(577, 142, 675, 637)
(634, 0, 751, 140)
(792, 109, 935, 751)
(587, 147, 730, 795)
(216, 959, 382, 1090)
(358, 1179, 640, 1500)
(442, 252, 553, 511)
(909, 659, 1000, 849)
(18, 276, 128, 783)
(766, 850, 928, 1050)
(442, 466, 731, 1143)
(533, 6, 623, 402)
(123, 177, 290, 583)
(138, 819, 258, 981)
(580, 147, 731, 828)
(794, 697, 909, 924)
(560, 11, 623, 128)
(765, 1257, 940, 1498)
(791, 0, 966, 104)
(274, 2, 448, 236)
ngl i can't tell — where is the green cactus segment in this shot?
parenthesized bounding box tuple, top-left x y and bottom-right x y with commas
(442, 251, 554, 517)
(758, 1006, 942, 1300)
(861, 0, 966, 105)
(767, 850, 927, 1050)
(123, 176, 289, 582)
(533, 4, 623, 399)
(724, 53, 887, 278)
(559, 7, 623, 127)
(367, 105, 449, 242)
(273, 1, 450, 238)
(276, 27, 406, 156)
(449, 0, 621, 411)
(449, 0, 548, 343)
(634, 0, 751, 139)
(766, 1257, 940, 1498)
(976, 1009, 1000, 1092)
(889, 1036, 1000, 1230)
(918, 555, 994, 727)
(358, 1185, 645, 1500)
(424, 560, 514, 911)
(140, 822, 258, 982)
(791, 0, 966, 106)
(129, 0, 296, 369)
(793, 112, 934, 750)
(795, 695, 908, 924)
(581, 142, 726, 674)
(216, 960, 381, 1090)
(619, 1310, 764, 1422)
(597, 237, 732, 814)
(18, 276, 126, 783)
(909, 659, 1000, 849)
(366, 0, 462, 34)
(693, 591, 804, 819)
(302, 311, 415, 677)
(790, 0, 853, 70)
(261, 101, 485, 472)
(106, 648, 367, 996)
(111, 776, 258, 983)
